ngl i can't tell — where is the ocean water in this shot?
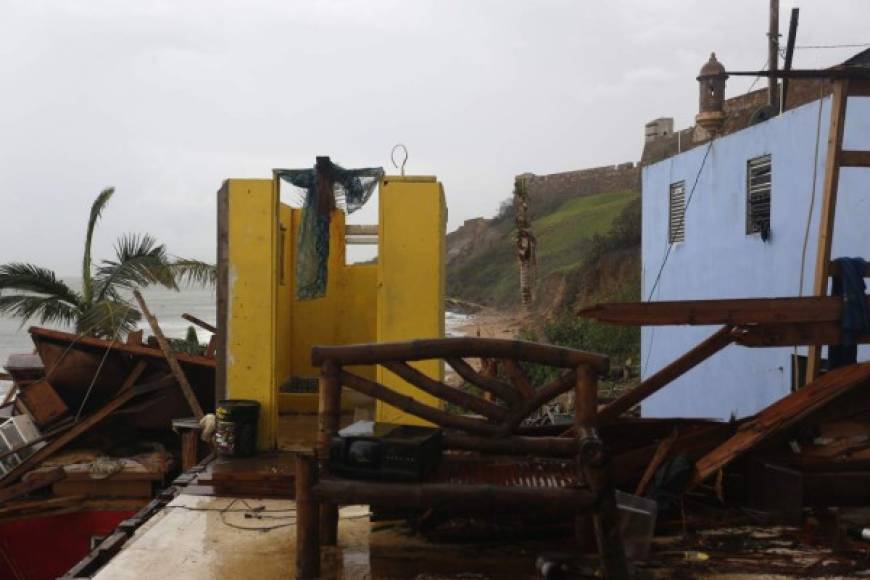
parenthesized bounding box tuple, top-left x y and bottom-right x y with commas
(0, 278, 468, 385)
(0, 278, 216, 374)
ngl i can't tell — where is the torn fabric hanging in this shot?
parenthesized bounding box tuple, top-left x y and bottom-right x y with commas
(276, 158, 383, 300)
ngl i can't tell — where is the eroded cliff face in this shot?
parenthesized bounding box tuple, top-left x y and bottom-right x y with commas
(446, 217, 502, 270)
(446, 180, 640, 314)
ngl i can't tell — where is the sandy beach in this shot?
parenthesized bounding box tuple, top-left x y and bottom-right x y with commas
(453, 308, 523, 340)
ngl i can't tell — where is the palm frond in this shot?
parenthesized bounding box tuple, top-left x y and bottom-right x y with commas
(0, 263, 83, 307)
(94, 233, 179, 301)
(0, 295, 80, 328)
(77, 299, 140, 339)
(170, 259, 216, 287)
(82, 187, 115, 306)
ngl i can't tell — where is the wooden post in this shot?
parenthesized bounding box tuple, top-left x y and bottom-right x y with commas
(295, 453, 320, 580)
(575, 365, 629, 579)
(599, 325, 734, 424)
(180, 431, 199, 471)
(133, 290, 204, 420)
(807, 78, 849, 383)
(318, 361, 340, 546)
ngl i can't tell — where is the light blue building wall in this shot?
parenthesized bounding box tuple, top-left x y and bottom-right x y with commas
(641, 94, 870, 420)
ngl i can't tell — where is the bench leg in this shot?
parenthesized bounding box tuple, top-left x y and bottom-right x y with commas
(575, 365, 630, 579)
(592, 483, 630, 579)
(320, 503, 338, 545)
(296, 454, 321, 579)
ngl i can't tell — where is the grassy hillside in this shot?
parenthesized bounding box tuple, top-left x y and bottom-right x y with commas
(447, 190, 638, 308)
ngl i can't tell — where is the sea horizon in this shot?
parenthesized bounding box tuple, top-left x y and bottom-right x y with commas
(0, 277, 469, 381)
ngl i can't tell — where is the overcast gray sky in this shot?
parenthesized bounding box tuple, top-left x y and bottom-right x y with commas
(0, 0, 867, 274)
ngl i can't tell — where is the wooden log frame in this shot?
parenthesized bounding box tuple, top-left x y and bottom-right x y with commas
(338, 370, 502, 436)
(501, 359, 535, 399)
(381, 361, 508, 422)
(298, 338, 629, 580)
(312, 337, 609, 373)
(500, 370, 577, 435)
(312, 479, 597, 513)
(181, 313, 217, 334)
(444, 357, 520, 405)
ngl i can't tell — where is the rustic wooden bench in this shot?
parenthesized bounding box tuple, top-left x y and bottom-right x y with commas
(295, 337, 629, 579)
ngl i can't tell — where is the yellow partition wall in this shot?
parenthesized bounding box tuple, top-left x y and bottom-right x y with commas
(376, 176, 447, 424)
(220, 178, 279, 450)
(277, 208, 378, 414)
(220, 172, 445, 442)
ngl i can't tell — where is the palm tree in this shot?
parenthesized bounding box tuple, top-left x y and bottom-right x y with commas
(0, 187, 215, 339)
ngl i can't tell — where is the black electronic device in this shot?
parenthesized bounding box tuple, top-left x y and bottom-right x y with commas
(329, 421, 442, 482)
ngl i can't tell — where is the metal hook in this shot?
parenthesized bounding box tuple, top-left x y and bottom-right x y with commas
(391, 144, 408, 176)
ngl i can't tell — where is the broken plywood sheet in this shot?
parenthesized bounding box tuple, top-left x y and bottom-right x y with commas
(693, 363, 870, 486)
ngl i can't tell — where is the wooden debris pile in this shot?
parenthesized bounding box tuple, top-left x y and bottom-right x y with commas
(578, 295, 870, 524)
(0, 297, 216, 522)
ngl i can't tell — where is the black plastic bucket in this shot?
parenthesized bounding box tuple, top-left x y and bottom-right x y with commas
(215, 399, 260, 457)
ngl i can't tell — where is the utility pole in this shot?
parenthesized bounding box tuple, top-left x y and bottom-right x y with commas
(781, 8, 800, 113)
(768, 0, 780, 108)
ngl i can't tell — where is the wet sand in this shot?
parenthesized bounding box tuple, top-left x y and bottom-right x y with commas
(453, 308, 523, 340)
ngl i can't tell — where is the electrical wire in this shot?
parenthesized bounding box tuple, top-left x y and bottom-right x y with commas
(792, 80, 827, 389)
(793, 42, 870, 50)
(745, 57, 770, 96)
(645, 140, 715, 302)
(798, 81, 827, 298)
(74, 340, 115, 421)
(642, 139, 715, 379)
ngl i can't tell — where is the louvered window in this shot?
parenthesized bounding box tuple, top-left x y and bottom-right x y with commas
(746, 154, 772, 235)
(668, 181, 686, 243)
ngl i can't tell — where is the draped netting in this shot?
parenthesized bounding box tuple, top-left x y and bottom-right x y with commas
(276, 161, 383, 300)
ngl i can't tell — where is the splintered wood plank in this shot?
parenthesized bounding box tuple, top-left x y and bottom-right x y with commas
(578, 296, 845, 326)
(599, 326, 734, 423)
(807, 78, 850, 382)
(839, 150, 870, 168)
(28, 327, 216, 368)
(732, 322, 870, 347)
(134, 290, 204, 420)
(501, 359, 535, 399)
(692, 363, 870, 487)
(635, 429, 679, 497)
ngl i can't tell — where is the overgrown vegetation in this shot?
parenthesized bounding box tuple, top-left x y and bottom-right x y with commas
(447, 190, 638, 308)
(514, 195, 642, 393)
(449, 186, 643, 395)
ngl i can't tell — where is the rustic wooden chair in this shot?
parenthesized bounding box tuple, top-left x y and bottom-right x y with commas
(295, 337, 629, 579)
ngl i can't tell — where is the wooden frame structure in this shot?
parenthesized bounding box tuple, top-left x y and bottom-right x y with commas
(805, 77, 870, 381)
(295, 337, 630, 580)
(579, 286, 870, 488)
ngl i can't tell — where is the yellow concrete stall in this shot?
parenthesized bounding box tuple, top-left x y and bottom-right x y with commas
(217, 173, 446, 450)
(375, 176, 446, 425)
